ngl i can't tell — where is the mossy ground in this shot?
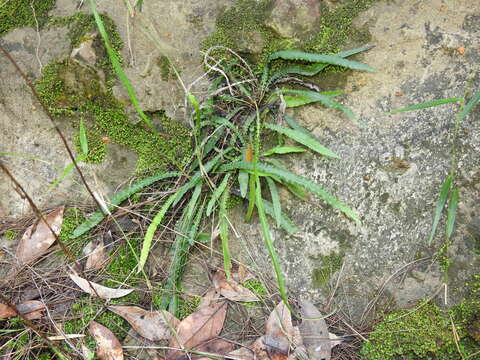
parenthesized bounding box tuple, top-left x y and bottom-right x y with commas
(361, 276, 480, 359)
(0, 0, 56, 37)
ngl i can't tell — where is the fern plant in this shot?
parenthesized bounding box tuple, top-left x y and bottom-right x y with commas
(71, 38, 373, 314)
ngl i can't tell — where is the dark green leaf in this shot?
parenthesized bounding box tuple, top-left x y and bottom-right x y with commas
(445, 188, 460, 240)
(389, 98, 461, 114)
(428, 175, 452, 245)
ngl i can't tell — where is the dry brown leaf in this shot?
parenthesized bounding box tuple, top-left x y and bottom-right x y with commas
(213, 270, 258, 302)
(15, 207, 64, 265)
(0, 303, 17, 318)
(264, 301, 294, 360)
(298, 299, 338, 360)
(69, 274, 133, 299)
(167, 301, 227, 360)
(198, 289, 220, 308)
(84, 238, 109, 271)
(291, 326, 307, 360)
(16, 300, 46, 320)
(233, 264, 255, 283)
(88, 321, 124, 360)
(0, 301, 46, 320)
(108, 305, 179, 341)
(191, 338, 235, 359)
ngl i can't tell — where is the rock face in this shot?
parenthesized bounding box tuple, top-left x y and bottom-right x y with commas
(260, 0, 479, 322)
(0, 0, 232, 217)
(0, 0, 479, 326)
(267, 0, 321, 39)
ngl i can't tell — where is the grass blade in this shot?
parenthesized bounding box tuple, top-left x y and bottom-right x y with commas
(389, 97, 461, 114)
(206, 173, 231, 216)
(88, 0, 153, 130)
(459, 89, 480, 121)
(48, 155, 85, 191)
(263, 199, 298, 234)
(219, 187, 232, 278)
(262, 146, 306, 156)
(428, 175, 452, 245)
(254, 175, 289, 306)
(238, 170, 249, 198)
(71, 171, 179, 239)
(266, 123, 340, 158)
(266, 177, 281, 227)
(445, 187, 460, 240)
(79, 119, 88, 155)
(220, 161, 360, 224)
(268, 50, 374, 72)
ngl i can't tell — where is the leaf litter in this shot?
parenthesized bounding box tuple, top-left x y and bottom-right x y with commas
(213, 270, 259, 302)
(15, 207, 64, 265)
(69, 273, 134, 299)
(108, 305, 180, 341)
(89, 320, 124, 360)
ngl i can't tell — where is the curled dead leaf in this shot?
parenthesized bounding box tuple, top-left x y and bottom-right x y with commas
(89, 321, 124, 360)
(15, 207, 64, 265)
(297, 299, 342, 360)
(264, 301, 294, 360)
(167, 301, 227, 360)
(0, 303, 17, 318)
(213, 270, 258, 302)
(108, 305, 179, 341)
(69, 274, 133, 299)
(84, 238, 109, 271)
(16, 300, 46, 320)
(0, 301, 46, 320)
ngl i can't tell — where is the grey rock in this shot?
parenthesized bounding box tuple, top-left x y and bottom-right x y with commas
(267, 0, 321, 39)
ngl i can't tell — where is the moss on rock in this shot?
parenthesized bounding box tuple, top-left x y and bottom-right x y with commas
(361, 275, 480, 359)
(0, 0, 56, 37)
(35, 12, 192, 174)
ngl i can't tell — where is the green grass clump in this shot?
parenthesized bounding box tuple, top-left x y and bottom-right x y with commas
(3, 229, 18, 241)
(0, 0, 56, 37)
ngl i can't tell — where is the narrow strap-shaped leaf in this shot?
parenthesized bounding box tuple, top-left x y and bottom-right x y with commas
(459, 89, 480, 121)
(254, 175, 289, 308)
(389, 97, 461, 114)
(445, 187, 460, 240)
(268, 50, 374, 72)
(279, 89, 358, 122)
(138, 191, 178, 273)
(263, 199, 298, 234)
(245, 172, 256, 221)
(220, 161, 360, 224)
(263, 158, 308, 200)
(281, 45, 374, 76)
(71, 171, 179, 239)
(49, 154, 85, 191)
(284, 115, 310, 136)
(79, 119, 88, 155)
(88, 0, 153, 129)
(219, 187, 232, 278)
(206, 173, 231, 216)
(265, 123, 340, 158)
(262, 146, 306, 156)
(266, 177, 282, 227)
(428, 175, 452, 245)
(213, 116, 246, 145)
(173, 152, 223, 207)
(238, 170, 249, 198)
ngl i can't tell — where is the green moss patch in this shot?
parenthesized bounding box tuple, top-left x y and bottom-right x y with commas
(312, 252, 344, 288)
(361, 275, 480, 360)
(202, 0, 374, 72)
(35, 43, 191, 173)
(0, 0, 56, 37)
